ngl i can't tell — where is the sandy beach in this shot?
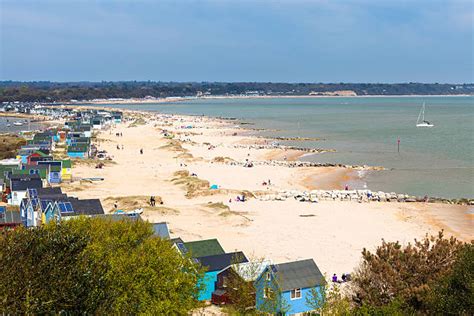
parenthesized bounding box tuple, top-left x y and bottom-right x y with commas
(61, 111, 473, 275)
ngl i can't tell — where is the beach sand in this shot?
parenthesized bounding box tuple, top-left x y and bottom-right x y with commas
(63, 112, 473, 275)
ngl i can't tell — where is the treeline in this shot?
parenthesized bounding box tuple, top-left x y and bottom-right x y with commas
(0, 81, 472, 102)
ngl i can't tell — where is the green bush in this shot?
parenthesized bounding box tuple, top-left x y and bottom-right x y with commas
(0, 217, 202, 314)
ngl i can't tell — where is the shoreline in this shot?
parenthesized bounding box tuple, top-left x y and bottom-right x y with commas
(58, 111, 472, 275)
(63, 93, 474, 106)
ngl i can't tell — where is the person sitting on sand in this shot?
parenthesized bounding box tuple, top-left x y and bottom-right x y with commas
(332, 274, 338, 282)
(140, 149, 143, 154)
(342, 273, 347, 282)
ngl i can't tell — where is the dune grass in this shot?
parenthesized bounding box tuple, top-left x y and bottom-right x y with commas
(0, 134, 26, 159)
(103, 195, 177, 214)
(171, 170, 211, 198)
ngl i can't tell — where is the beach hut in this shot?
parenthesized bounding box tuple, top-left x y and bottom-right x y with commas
(196, 252, 249, 301)
(0, 208, 22, 230)
(152, 222, 170, 239)
(67, 144, 89, 159)
(8, 174, 43, 206)
(181, 238, 226, 258)
(20, 187, 65, 227)
(26, 151, 51, 166)
(61, 160, 72, 182)
(212, 260, 272, 305)
(37, 161, 63, 184)
(255, 259, 325, 315)
(112, 111, 123, 123)
(14, 164, 48, 180)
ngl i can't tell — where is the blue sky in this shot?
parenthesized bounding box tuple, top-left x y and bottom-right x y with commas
(0, 0, 472, 82)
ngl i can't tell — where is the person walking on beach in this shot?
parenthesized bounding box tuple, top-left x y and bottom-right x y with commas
(140, 149, 143, 155)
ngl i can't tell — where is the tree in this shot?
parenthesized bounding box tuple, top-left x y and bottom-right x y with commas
(224, 254, 264, 314)
(0, 217, 202, 314)
(427, 243, 474, 315)
(351, 231, 466, 313)
(306, 281, 352, 315)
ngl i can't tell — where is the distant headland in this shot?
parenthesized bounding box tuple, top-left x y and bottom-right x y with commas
(1, 81, 473, 103)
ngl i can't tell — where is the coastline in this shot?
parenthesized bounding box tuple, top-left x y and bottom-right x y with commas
(44, 109, 473, 275)
(62, 93, 474, 106)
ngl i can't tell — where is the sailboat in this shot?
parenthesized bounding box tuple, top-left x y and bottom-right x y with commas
(416, 102, 434, 127)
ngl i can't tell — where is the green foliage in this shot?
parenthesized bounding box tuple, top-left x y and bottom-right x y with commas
(223, 255, 266, 315)
(306, 282, 352, 315)
(353, 298, 413, 316)
(0, 217, 202, 314)
(351, 231, 468, 314)
(257, 277, 291, 315)
(427, 243, 474, 315)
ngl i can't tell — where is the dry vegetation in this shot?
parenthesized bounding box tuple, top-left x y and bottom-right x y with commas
(171, 170, 210, 198)
(102, 195, 177, 214)
(211, 156, 236, 163)
(71, 158, 116, 167)
(205, 202, 230, 211)
(160, 139, 187, 153)
(0, 134, 26, 159)
(128, 118, 147, 127)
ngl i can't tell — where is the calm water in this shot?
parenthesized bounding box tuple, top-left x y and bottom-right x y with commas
(0, 117, 42, 133)
(92, 96, 474, 198)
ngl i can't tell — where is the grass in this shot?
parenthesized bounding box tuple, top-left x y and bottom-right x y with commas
(161, 140, 187, 152)
(0, 134, 26, 159)
(171, 170, 210, 198)
(71, 158, 116, 166)
(128, 118, 147, 127)
(103, 195, 178, 214)
(206, 202, 230, 211)
(212, 156, 235, 163)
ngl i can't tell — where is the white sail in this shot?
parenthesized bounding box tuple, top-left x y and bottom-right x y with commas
(416, 102, 434, 127)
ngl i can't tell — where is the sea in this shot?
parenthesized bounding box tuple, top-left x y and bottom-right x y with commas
(95, 96, 473, 198)
(0, 117, 43, 134)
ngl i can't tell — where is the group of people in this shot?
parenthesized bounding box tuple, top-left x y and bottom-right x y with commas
(116, 144, 124, 150)
(262, 179, 272, 186)
(332, 273, 351, 283)
(149, 196, 157, 206)
(115, 132, 123, 137)
(229, 195, 246, 203)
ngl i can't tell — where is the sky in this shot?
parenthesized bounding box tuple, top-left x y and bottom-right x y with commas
(0, 0, 473, 83)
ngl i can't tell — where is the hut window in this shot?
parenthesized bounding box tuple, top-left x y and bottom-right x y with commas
(263, 287, 273, 299)
(290, 288, 301, 299)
